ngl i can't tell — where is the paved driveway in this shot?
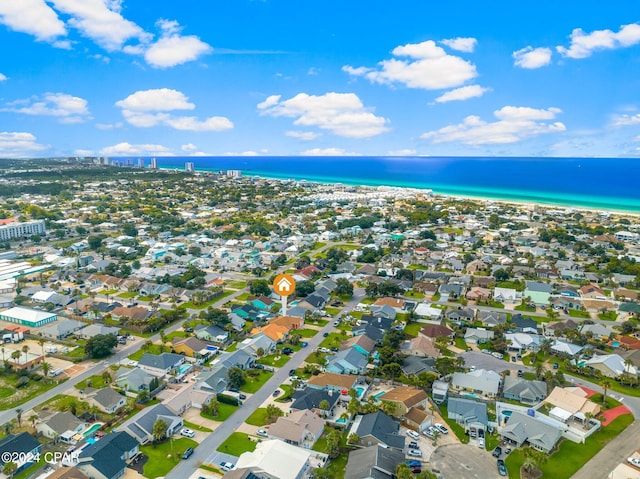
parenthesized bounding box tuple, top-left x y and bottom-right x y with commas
(430, 444, 502, 479)
(461, 351, 533, 374)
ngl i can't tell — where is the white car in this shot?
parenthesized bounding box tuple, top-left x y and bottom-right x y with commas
(478, 437, 485, 448)
(407, 449, 422, 458)
(434, 423, 449, 434)
(406, 429, 420, 440)
(492, 352, 504, 359)
(180, 428, 195, 438)
(628, 457, 640, 467)
(220, 462, 235, 472)
(256, 429, 268, 437)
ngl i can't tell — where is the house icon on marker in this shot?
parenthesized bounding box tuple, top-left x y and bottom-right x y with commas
(277, 277, 292, 292)
(274, 274, 295, 296)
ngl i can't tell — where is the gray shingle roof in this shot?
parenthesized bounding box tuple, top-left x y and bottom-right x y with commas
(138, 352, 183, 370)
(354, 411, 405, 450)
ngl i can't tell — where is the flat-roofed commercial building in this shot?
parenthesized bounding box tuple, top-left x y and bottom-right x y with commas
(0, 219, 46, 241)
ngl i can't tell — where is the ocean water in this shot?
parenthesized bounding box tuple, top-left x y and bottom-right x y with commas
(120, 156, 640, 212)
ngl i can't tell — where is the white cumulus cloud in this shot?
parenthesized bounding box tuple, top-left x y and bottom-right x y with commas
(51, 0, 149, 51)
(557, 22, 640, 59)
(513, 46, 552, 69)
(434, 85, 489, 103)
(144, 19, 212, 68)
(285, 131, 321, 140)
(258, 92, 389, 138)
(343, 40, 477, 90)
(99, 142, 173, 156)
(0, 0, 66, 42)
(0, 73, 6, 81)
(611, 113, 640, 126)
(441, 37, 477, 52)
(3, 92, 90, 123)
(387, 149, 417, 156)
(115, 88, 232, 132)
(0, 131, 49, 158)
(421, 106, 566, 145)
(300, 148, 361, 156)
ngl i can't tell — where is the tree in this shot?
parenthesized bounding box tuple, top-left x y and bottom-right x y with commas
(535, 362, 544, 379)
(87, 235, 106, 251)
(85, 334, 117, 358)
(379, 400, 397, 416)
(29, 414, 38, 428)
(310, 467, 332, 479)
(249, 279, 271, 297)
(325, 429, 341, 459)
(522, 446, 547, 476)
(494, 269, 510, 282)
(600, 378, 611, 405)
(10, 350, 21, 366)
(3, 461, 17, 476)
(295, 280, 315, 297)
(15, 408, 22, 428)
(395, 464, 414, 479)
(347, 432, 359, 445)
(152, 419, 168, 443)
(335, 278, 354, 297)
(102, 370, 112, 384)
(227, 367, 247, 389)
(265, 404, 284, 424)
(319, 399, 330, 417)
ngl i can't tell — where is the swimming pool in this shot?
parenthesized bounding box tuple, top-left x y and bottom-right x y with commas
(82, 423, 104, 437)
(356, 386, 366, 399)
(178, 364, 192, 374)
(373, 391, 386, 402)
(85, 437, 97, 445)
(612, 341, 620, 348)
(336, 417, 347, 424)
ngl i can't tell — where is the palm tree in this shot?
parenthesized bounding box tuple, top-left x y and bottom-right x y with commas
(38, 338, 46, 359)
(41, 361, 51, 379)
(535, 362, 544, 380)
(10, 350, 21, 368)
(29, 415, 38, 428)
(15, 408, 23, 428)
(152, 419, 168, 444)
(89, 405, 99, 421)
(318, 399, 330, 418)
(522, 446, 547, 477)
(600, 378, 611, 405)
(21, 345, 29, 364)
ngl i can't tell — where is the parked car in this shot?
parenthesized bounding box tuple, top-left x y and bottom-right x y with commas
(323, 332, 329, 337)
(553, 362, 559, 369)
(333, 321, 340, 326)
(405, 460, 421, 467)
(282, 347, 293, 355)
(406, 429, 420, 440)
(504, 448, 512, 455)
(492, 446, 502, 458)
(517, 370, 523, 377)
(408, 441, 419, 449)
(273, 389, 280, 396)
(407, 449, 422, 458)
(330, 346, 339, 352)
(410, 465, 421, 474)
(256, 429, 268, 437)
(220, 462, 235, 472)
(239, 393, 247, 400)
(289, 369, 297, 376)
(184, 327, 194, 332)
(182, 448, 194, 459)
(497, 459, 507, 476)
(423, 427, 435, 438)
(492, 352, 503, 359)
(478, 437, 485, 448)
(628, 457, 640, 467)
(180, 428, 195, 438)
(434, 423, 448, 434)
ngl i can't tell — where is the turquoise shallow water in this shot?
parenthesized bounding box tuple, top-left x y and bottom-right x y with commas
(124, 156, 640, 213)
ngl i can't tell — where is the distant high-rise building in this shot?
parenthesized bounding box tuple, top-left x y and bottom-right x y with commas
(0, 219, 46, 241)
(150, 158, 158, 169)
(137, 158, 145, 168)
(185, 161, 195, 172)
(227, 170, 242, 178)
(101, 157, 110, 165)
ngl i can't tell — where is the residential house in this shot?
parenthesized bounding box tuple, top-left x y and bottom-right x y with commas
(466, 287, 492, 302)
(432, 380, 449, 404)
(372, 298, 406, 312)
(39, 319, 86, 340)
(215, 349, 255, 370)
(0, 432, 43, 473)
(237, 333, 276, 357)
(464, 328, 494, 345)
(500, 411, 562, 453)
(505, 333, 541, 353)
(585, 354, 638, 378)
(251, 323, 289, 343)
(511, 314, 539, 333)
(478, 311, 508, 328)
(137, 353, 184, 377)
(439, 284, 464, 301)
(195, 366, 229, 394)
(306, 372, 359, 393)
(493, 287, 518, 304)
(115, 367, 154, 393)
(234, 439, 312, 479)
(543, 386, 601, 423)
(524, 281, 552, 306)
(195, 324, 230, 344)
(271, 315, 304, 330)
(290, 388, 340, 415)
(119, 404, 182, 444)
(341, 334, 376, 357)
(250, 296, 274, 311)
(36, 412, 87, 442)
(447, 397, 488, 432)
(581, 284, 606, 299)
(580, 323, 614, 341)
(404, 406, 432, 433)
(325, 348, 369, 375)
(172, 336, 210, 358)
(378, 386, 428, 418)
(451, 369, 501, 398)
(502, 377, 547, 405)
(268, 409, 325, 447)
(87, 388, 126, 414)
(400, 335, 440, 358)
(344, 445, 405, 479)
(298, 293, 328, 312)
(446, 308, 475, 325)
(76, 324, 120, 339)
(413, 303, 443, 321)
(349, 411, 405, 450)
(544, 319, 580, 338)
(77, 432, 139, 479)
(401, 356, 437, 377)
(419, 323, 455, 340)
(369, 304, 397, 320)
(550, 340, 583, 358)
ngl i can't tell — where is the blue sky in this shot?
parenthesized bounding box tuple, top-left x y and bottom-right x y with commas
(0, 0, 639, 158)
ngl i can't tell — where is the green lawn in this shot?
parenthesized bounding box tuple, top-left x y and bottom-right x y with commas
(12, 450, 47, 479)
(296, 328, 319, 338)
(454, 337, 467, 350)
(129, 343, 165, 360)
(320, 332, 345, 348)
(305, 351, 327, 365)
(140, 437, 198, 478)
(227, 280, 248, 289)
(0, 387, 12, 398)
(275, 384, 294, 402)
(235, 292, 251, 300)
(75, 374, 111, 390)
(498, 281, 525, 291)
(166, 331, 187, 341)
(0, 376, 62, 409)
(217, 432, 258, 456)
(201, 402, 238, 421)
(515, 302, 537, 312)
(564, 370, 640, 397)
(257, 353, 291, 368)
(404, 290, 425, 299)
(183, 420, 212, 432)
(117, 291, 138, 298)
(325, 307, 341, 316)
(241, 370, 274, 393)
(403, 322, 423, 337)
(568, 309, 591, 319)
(589, 393, 622, 410)
(66, 346, 86, 358)
(245, 407, 269, 426)
(505, 414, 634, 479)
(597, 311, 618, 321)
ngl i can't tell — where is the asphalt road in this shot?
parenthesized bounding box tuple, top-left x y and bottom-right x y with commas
(430, 444, 503, 479)
(165, 288, 365, 478)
